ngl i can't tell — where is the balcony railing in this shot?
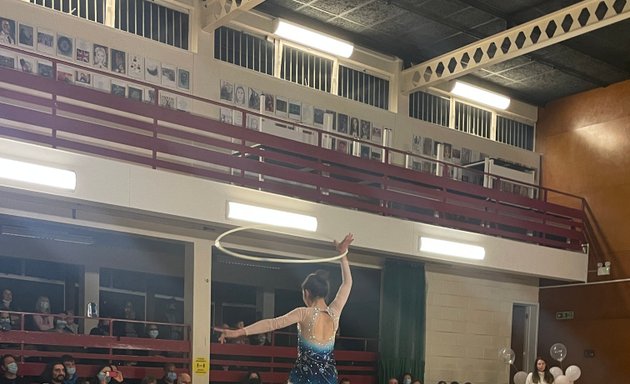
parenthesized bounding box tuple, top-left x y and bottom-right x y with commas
(0, 44, 586, 251)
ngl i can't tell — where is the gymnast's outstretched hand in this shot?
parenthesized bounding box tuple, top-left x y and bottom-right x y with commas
(334, 233, 354, 255)
(213, 326, 245, 344)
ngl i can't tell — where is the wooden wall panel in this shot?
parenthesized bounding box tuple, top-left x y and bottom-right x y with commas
(537, 79, 630, 383)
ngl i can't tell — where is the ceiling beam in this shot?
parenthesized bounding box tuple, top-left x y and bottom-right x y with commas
(201, 0, 266, 32)
(401, 0, 630, 93)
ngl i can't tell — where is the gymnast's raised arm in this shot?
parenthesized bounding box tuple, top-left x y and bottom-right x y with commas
(329, 233, 354, 315)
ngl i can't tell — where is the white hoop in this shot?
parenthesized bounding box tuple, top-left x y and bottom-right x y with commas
(214, 226, 348, 264)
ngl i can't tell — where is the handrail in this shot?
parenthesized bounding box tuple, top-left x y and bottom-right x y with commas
(0, 44, 587, 252)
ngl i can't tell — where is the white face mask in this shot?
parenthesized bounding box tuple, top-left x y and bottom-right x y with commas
(2, 299, 10, 306)
(148, 330, 159, 338)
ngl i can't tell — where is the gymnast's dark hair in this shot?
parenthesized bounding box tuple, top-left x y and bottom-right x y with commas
(301, 269, 330, 299)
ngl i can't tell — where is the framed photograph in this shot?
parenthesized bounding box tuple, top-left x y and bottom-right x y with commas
(360, 144, 371, 159)
(233, 110, 243, 126)
(57, 34, 73, 59)
(0, 49, 16, 69)
(334, 138, 351, 154)
(93, 44, 108, 69)
(451, 148, 461, 164)
(412, 135, 422, 153)
(337, 114, 348, 134)
(326, 110, 337, 131)
(264, 94, 275, 113)
(313, 108, 325, 128)
(37, 59, 53, 78)
(92, 74, 111, 92)
(246, 114, 260, 130)
(111, 80, 127, 97)
(161, 63, 176, 87)
(37, 29, 55, 55)
(220, 107, 233, 124)
(159, 91, 176, 109)
(18, 55, 36, 74)
(301, 103, 313, 125)
(422, 137, 434, 156)
(75, 39, 91, 64)
(220, 80, 233, 102)
(275, 96, 288, 118)
(360, 120, 371, 140)
(177, 68, 190, 90)
(127, 54, 144, 79)
(75, 69, 92, 86)
(233, 84, 246, 107)
(349, 117, 359, 137)
(0, 18, 16, 46)
(248, 87, 260, 110)
(128, 85, 143, 101)
(461, 147, 472, 164)
(56, 64, 75, 84)
(443, 143, 452, 160)
(111, 49, 126, 74)
(371, 126, 383, 144)
(18, 23, 34, 49)
(144, 88, 156, 104)
(288, 100, 301, 120)
(177, 96, 191, 112)
(371, 149, 383, 162)
(145, 58, 161, 83)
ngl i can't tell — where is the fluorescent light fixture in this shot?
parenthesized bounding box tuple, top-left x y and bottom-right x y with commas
(227, 202, 318, 232)
(451, 81, 511, 110)
(0, 158, 76, 190)
(274, 19, 354, 58)
(420, 236, 485, 260)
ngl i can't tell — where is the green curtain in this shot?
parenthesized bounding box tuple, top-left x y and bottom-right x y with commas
(378, 260, 426, 384)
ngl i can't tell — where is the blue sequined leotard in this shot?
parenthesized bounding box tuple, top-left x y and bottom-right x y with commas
(242, 258, 352, 384)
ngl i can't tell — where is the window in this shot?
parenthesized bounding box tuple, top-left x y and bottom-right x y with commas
(409, 90, 450, 127)
(214, 26, 274, 75)
(338, 65, 389, 110)
(115, 0, 189, 50)
(496, 116, 534, 150)
(281, 45, 333, 92)
(30, 0, 105, 23)
(454, 101, 492, 138)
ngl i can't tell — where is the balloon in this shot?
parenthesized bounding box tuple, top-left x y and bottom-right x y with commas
(565, 365, 581, 381)
(498, 347, 515, 364)
(550, 343, 567, 362)
(554, 375, 570, 384)
(513, 371, 527, 384)
(550, 366, 563, 378)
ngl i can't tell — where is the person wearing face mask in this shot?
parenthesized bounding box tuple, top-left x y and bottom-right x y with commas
(241, 371, 261, 384)
(90, 365, 124, 384)
(401, 372, 413, 384)
(61, 356, 77, 384)
(1, 290, 20, 328)
(175, 373, 190, 384)
(32, 296, 54, 332)
(1, 354, 25, 384)
(145, 324, 160, 339)
(39, 361, 66, 384)
(157, 363, 177, 384)
(0, 312, 12, 332)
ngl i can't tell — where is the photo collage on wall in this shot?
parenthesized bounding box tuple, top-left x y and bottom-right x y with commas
(0, 15, 193, 112)
(219, 78, 388, 160)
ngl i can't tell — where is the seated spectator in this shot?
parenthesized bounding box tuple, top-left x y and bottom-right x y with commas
(160, 300, 183, 340)
(140, 376, 156, 384)
(39, 361, 66, 384)
(387, 378, 398, 384)
(411, 380, 422, 384)
(231, 321, 249, 345)
(1, 290, 20, 329)
(115, 302, 141, 338)
(401, 372, 413, 384)
(176, 374, 190, 384)
(1, 354, 25, 384)
(50, 316, 75, 334)
(90, 319, 111, 336)
(63, 311, 79, 334)
(145, 324, 160, 339)
(1, 312, 11, 332)
(88, 365, 124, 384)
(339, 378, 351, 384)
(157, 363, 177, 384)
(61, 355, 77, 384)
(31, 296, 54, 332)
(242, 371, 261, 384)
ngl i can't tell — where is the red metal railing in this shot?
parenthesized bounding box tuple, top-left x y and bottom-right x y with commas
(0, 45, 586, 251)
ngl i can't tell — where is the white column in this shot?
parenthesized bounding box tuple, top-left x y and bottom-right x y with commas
(185, 240, 212, 384)
(83, 264, 100, 334)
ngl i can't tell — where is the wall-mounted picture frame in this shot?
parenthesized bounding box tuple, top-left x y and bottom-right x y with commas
(177, 96, 191, 112)
(37, 59, 53, 78)
(178, 68, 190, 90)
(93, 44, 108, 69)
(337, 114, 348, 134)
(0, 49, 16, 69)
(234, 84, 246, 107)
(37, 29, 55, 55)
(127, 54, 144, 79)
(128, 85, 143, 101)
(313, 108, 325, 128)
(144, 88, 156, 104)
(371, 126, 383, 144)
(288, 100, 301, 120)
(161, 64, 177, 87)
(159, 91, 176, 109)
(56, 64, 75, 84)
(220, 80, 233, 102)
(301, 103, 313, 125)
(111, 80, 127, 97)
(92, 73, 110, 92)
(248, 87, 260, 110)
(18, 55, 35, 74)
(275, 96, 288, 118)
(422, 137, 433, 156)
(145, 58, 160, 83)
(349, 117, 359, 137)
(264, 94, 275, 113)
(334, 138, 351, 154)
(0, 18, 16, 46)
(75, 69, 92, 86)
(326, 110, 337, 131)
(18, 23, 34, 49)
(57, 34, 73, 59)
(360, 120, 371, 140)
(75, 39, 91, 64)
(111, 49, 126, 74)
(220, 107, 233, 124)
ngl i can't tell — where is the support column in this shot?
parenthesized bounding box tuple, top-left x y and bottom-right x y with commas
(82, 264, 100, 334)
(184, 240, 212, 384)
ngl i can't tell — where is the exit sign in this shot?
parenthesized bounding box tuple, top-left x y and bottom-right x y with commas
(556, 311, 574, 320)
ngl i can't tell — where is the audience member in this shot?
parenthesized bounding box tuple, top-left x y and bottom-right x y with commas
(89, 365, 124, 384)
(242, 371, 261, 384)
(63, 311, 79, 334)
(339, 378, 350, 384)
(32, 296, 54, 332)
(1, 312, 11, 332)
(231, 321, 249, 345)
(50, 316, 74, 334)
(176, 374, 190, 384)
(1, 290, 20, 327)
(1, 354, 25, 384)
(61, 356, 77, 384)
(116, 302, 141, 338)
(145, 324, 160, 339)
(140, 376, 156, 384)
(157, 363, 177, 384)
(159, 300, 182, 340)
(387, 378, 398, 384)
(39, 361, 66, 384)
(401, 372, 413, 384)
(89, 319, 111, 336)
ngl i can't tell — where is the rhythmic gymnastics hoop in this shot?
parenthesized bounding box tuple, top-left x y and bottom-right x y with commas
(214, 225, 348, 264)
